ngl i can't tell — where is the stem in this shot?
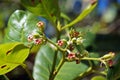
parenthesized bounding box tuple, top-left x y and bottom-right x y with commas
(3, 75, 10, 80)
(21, 64, 34, 80)
(53, 52, 65, 78)
(74, 59, 93, 80)
(81, 57, 101, 61)
(88, 60, 93, 68)
(65, 57, 101, 62)
(49, 26, 62, 80)
(92, 70, 107, 76)
(49, 50, 58, 80)
(75, 64, 92, 80)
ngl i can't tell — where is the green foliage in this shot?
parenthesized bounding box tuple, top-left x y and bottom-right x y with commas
(1, 0, 116, 80)
(33, 45, 62, 80)
(33, 44, 88, 80)
(54, 62, 88, 80)
(4, 10, 40, 44)
(0, 42, 29, 75)
(21, 0, 60, 23)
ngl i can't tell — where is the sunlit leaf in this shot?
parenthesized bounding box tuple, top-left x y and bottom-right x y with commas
(33, 45, 62, 80)
(0, 42, 29, 75)
(4, 10, 40, 44)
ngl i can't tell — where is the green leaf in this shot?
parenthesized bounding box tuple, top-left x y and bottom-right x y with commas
(107, 54, 120, 80)
(4, 10, 40, 44)
(0, 42, 29, 75)
(21, 0, 60, 23)
(33, 45, 62, 80)
(54, 62, 88, 80)
(91, 76, 106, 80)
(33, 44, 88, 80)
(61, 2, 97, 30)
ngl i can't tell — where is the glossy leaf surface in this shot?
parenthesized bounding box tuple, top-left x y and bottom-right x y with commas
(0, 42, 29, 75)
(33, 45, 88, 80)
(54, 62, 88, 80)
(33, 45, 61, 80)
(4, 10, 40, 44)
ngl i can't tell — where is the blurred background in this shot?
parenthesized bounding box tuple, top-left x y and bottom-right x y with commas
(0, 0, 120, 80)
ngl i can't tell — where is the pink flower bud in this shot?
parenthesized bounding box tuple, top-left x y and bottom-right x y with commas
(69, 30, 80, 38)
(27, 34, 34, 42)
(68, 52, 76, 59)
(33, 38, 42, 45)
(57, 40, 64, 46)
(36, 21, 45, 32)
(37, 21, 44, 27)
(108, 60, 113, 67)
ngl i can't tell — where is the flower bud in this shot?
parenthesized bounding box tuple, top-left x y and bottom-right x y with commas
(67, 44, 74, 51)
(67, 52, 76, 60)
(33, 38, 42, 45)
(36, 21, 44, 32)
(57, 39, 66, 47)
(57, 40, 64, 46)
(76, 37, 84, 45)
(108, 60, 113, 67)
(101, 52, 115, 60)
(69, 29, 79, 38)
(27, 34, 34, 42)
(71, 38, 77, 43)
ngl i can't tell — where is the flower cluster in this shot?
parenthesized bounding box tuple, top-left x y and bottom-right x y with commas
(69, 29, 84, 45)
(67, 51, 80, 64)
(27, 21, 46, 45)
(27, 32, 46, 45)
(101, 52, 115, 67)
(56, 29, 86, 64)
(69, 29, 80, 38)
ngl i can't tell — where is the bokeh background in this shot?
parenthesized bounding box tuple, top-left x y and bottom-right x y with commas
(0, 0, 120, 80)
